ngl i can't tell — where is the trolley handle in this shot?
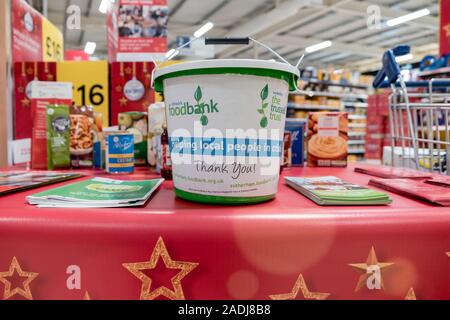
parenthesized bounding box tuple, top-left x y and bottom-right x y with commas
(373, 45, 410, 89)
(205, 37, 250, 45)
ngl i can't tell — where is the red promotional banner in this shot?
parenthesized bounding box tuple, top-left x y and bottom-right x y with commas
(440, 0, 450, 55)
(110, 62, 155, 125)
(11, 0, 43, 62)
(109, 0, 168, 61)
(13, 62, 57, 139)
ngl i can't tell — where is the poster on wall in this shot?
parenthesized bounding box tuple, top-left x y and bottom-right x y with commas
(108, 0, 168, 61)
(110, 62, 155, 125)
(11, 0, 63, 62)
(440, 0, 450, 56)
(11, 0, 43, 62)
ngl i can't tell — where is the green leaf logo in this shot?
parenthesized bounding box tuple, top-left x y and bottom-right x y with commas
(200, 115, 208, 126)
(260, 116, 268, 128)
(260, 84, 269, 101)
(194, 86, 202, 102)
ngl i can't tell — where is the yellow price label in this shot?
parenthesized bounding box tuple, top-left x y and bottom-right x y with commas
(42, 17, 63, 61)
(57, 61, 110, 126)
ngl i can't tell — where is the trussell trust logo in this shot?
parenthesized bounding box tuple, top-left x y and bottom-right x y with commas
(257, 84, 286, 128)
(168, 86, 219, 126)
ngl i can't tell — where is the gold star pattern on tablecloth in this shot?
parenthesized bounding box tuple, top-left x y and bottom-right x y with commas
(119, 97, 128, 106)
(21, 98, 30, 107)
(348, 246, 394, 292)
(122, 237, 199, 300)
(0, 257, 38, 300)
(269, 274, 330, 300)
(84, 291, 91, 300)
(404, 287, 416, 300)
(444, 23, 450, 37)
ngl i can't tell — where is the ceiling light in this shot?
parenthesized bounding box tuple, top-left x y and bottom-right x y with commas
(166, 49, 179, 60)
(386, 8, 430, 27)
(84, 42, 96, 55)
(99, 0, 109, 14)
(165, 49, 178, 59)
(305, 40, 332, 53)
(193, 22, 214, 38)
(395, 53, 413, 63)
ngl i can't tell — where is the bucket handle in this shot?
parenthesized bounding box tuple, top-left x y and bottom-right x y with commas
(151, 37, 308, 95)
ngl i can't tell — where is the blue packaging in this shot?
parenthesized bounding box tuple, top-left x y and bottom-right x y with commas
(285, 119, 306, 166)
(93, 141, 103, 169)
(105, 133, 135, 174)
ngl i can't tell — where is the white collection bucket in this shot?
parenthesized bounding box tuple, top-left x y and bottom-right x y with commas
(154, 59, 299, 204)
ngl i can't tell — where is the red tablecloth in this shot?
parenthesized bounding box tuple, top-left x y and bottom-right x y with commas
(0, 166, 449, 300)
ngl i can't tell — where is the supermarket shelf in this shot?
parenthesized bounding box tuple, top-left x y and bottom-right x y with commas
(291, 91, 368, 100)
(348, 140, 366, 145)
(348, 123, 366, 128)
(300, 78, 369, 90)
(287, 103, 341, 111)
(343, 102, 368, 108)
(417, 67, 450, 78)
(348, 132, 366, 137)
(348, 115, 367, 120)
(348, 149, 366, 154)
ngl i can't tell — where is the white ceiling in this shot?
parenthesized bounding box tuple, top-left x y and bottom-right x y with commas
(41, 0, 440, 72)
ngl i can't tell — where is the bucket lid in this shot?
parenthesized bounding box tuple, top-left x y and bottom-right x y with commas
(154, 59, 300, 92)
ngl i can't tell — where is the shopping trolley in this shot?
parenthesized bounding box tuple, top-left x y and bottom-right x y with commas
(373, 46, 450, 174)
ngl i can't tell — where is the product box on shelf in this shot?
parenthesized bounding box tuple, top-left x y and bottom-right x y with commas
(14, 62, 57, 139)
(46, 105, 71, 170)
(93, 113, 105, 169)
(284, 119, 306, 166)
(147, 103, 166, 168)
(30, 81, 72, 170)
(110, 62, 155, 126)
(307, 112, 348, 167)
(69, 105, 98, 168)
(118, 112, 148, 165)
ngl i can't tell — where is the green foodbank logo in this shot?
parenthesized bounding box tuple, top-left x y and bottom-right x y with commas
(168, 86, 219, 126)
(257, 84, 269, 128)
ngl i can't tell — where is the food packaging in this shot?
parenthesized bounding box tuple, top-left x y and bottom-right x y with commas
(285, 119, 306, 166)
(307, 112, 348, 167)
(30, 81, 72, 170)
(147, 102, 166, 168)
(118, 112, 148, 165)
(46, 105, 71, 170)
(70, 105, 94, 168)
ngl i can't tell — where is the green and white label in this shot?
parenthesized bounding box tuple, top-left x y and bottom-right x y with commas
(164, 73, 289, 199)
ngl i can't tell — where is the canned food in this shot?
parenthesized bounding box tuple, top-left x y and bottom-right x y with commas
(105, 132, 135, 174)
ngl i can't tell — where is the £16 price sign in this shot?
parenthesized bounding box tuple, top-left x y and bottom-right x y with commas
(42, 17, 63, 61)
(57, 61, 110, 126)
